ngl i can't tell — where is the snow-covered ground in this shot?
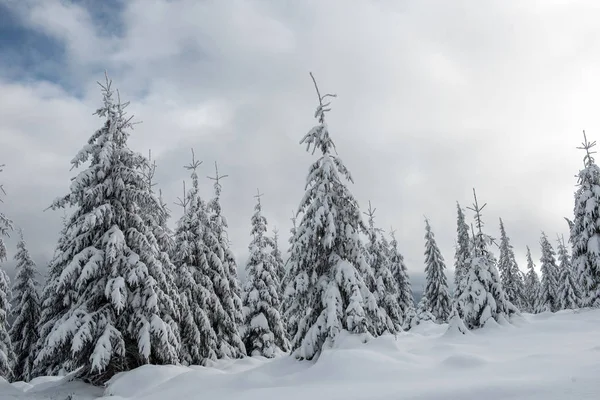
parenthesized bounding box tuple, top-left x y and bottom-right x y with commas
(4, 309, 600, 400)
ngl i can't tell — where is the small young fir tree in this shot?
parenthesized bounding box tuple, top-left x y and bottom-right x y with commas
(538, 232, 560, 312)
(242, 191, 288, 357)
(388, 229, 414, 327)
(497, 218, 526, 310)
(9, 231, 41, 382)
(364, 202, 402, 334)
(556, 236, 580, 310)
(453, 202, 471, 301)
(422, 218, 451, 323)
(458, 190, 517, 329)
(523, 246, 542, 314)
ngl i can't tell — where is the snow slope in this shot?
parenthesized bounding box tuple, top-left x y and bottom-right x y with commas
(5, 309, 600, 399)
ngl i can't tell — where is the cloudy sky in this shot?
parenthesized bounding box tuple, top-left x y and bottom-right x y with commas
(0, 0, 598, 289)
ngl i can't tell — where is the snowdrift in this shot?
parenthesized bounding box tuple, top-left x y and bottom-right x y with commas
(5, 309, 600, 399)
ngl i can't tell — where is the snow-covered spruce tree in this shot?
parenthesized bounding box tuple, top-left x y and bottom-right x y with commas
(571, 131, 600, 308)
(364, 202, 401, 334)
(207, 162, 244, 329)
(284, 74, 383, 360)
(0, 165, 14, 381)
(453, 203, 470, 298)
(556, 236, 580, 310)
(174, 154, 245, 366)
(271, 227, 286, 298)
(413, 294, 435, 325)
(497, 219, 526, 310)
(9, 231, 41, 382)
(34, 76, 180, 384)
(33, 214, 72, 377)
(389, 229, 414, 326)
(242, 191, 288, 357)
(523, 246, 542, 313)
(459, 189, 517, 329)
(422, 218, 451, 323)
(538, 232, 559, 313)
(281, 212, 299, 337)
(141, 151, 181, 358)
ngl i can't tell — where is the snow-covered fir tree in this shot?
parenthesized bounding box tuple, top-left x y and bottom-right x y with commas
(207, 162, 244, 329)
(281, 212, 299, 337)
(9, 231, 41, 382)
(388, 229, 414, 326)
(174, 154, 245, 366)
(556, 236, 580, 310)
(284, 74, 384, 360)
(34, 76, 180, 384)
(0, 165, 14, 381)
(270, 227, 286, 298)
(497, 219, 526, 310)
(364, 202, 401, 334)
(523, 246, 542, 314)
(422, 218, 451, 323)
(538, 232, 559, 313)
(571, 131, 600, 308)
(33, 215, 72, 377)
(141, 151, 181, 361)
(453, 202, 470, 299)
(458, 190, 517, 329)
(242, 191, 288, 357)
(413, 294, 435, 325)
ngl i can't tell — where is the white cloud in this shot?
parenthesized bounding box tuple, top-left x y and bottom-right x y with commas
(2, 0, 600, 279)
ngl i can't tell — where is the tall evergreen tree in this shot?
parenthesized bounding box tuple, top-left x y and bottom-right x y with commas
(207, 163, 244, 329)
(523, 246, 542, 313)
(571, 131, 600, 308)
(271, 227, 286, 298)
(458, 190, 517, 329)
(0, 164, 14, 380)
(422, 218, 451, 323)
(364, 202, 401, 334)
(497, 219, 526, 310)
(174, 153, 245, 366)
(284, 74, 383, 360)
(538, 232, 559, 312)
(556, 236, 580, 310)
(142, 151, 181, 359)
(282, 212, 299, 337)
(388, 229, 414, 326)
(453, 203, 470, 297)
(9, 231, 40, 382)
(34, 76, 180, 384)
(242, 191, 288, 357)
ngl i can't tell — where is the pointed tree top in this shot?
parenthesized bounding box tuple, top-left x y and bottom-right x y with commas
(207, 161, 229, 185)
(309, 72, 337, 125)
(174, 180, 188, 212)
(466, 188, 487, 234)
(254, 188, 264, 205)
(145, 149, 158, 192)
(363, 200, 376, 229)
(184, 148, 203, 172)
(301, 73, 338, 156)
(290, 210, 297, 228)
(577, 130, 597, 167)
(0, 164, 5, 198)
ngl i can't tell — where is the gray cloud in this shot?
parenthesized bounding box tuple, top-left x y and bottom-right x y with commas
(0, 0, 596, 289)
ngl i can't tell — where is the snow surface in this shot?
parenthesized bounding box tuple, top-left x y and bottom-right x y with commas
(4, 309, 600, 399)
